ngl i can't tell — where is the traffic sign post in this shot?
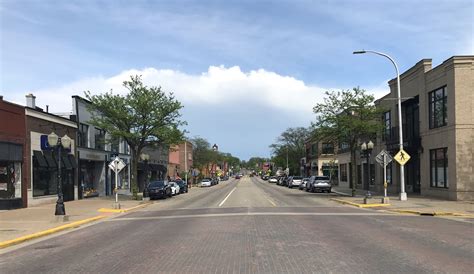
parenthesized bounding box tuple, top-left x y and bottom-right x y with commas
(375, 150, 393, 202)
(394, 149, 410, 166)
(108, 157, 126, 209)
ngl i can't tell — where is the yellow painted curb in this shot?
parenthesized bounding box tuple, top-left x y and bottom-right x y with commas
(389, 209, 474, 218)
(330, 198, 391, 208)
(0, 215, 106, 249)
(98, 202, 151, 213)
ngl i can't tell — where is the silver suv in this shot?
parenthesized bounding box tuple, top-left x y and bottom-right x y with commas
(305, 176, 331, 193)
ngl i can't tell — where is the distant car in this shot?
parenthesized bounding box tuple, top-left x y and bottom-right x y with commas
(262, 175, 269, 181)
(306, 176, 332, 193)
(299, 178, 309, 190)
(269, 176, 278, 183)
(288, 176, 303, 188)
(235, 174, 241, 179)
(211, 177, 219, 185)
(145, 180, 172, 199)
(174, 180, 188, 193)
(201, 178, 212, 187)
(170, 182, 180, 195)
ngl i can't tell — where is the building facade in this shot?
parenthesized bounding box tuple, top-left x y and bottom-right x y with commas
(305, 138, 338, 180)
(71, 96, 131, 198)
(374, 56, 474, 200)
(137, 145, 169, 192)
(0, 97, 27, 209)
(167, 141, 193, 179)
(25, 94, 79, 206)
(336, 56, 473, 201)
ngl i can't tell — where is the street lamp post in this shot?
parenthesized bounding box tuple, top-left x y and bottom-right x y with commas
(353, 50, 407, 201)
(47, 132, 71, 216)
(360, 141, 374, 196)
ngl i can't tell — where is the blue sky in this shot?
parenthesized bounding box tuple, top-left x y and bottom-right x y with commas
(1, 0, 472, 160)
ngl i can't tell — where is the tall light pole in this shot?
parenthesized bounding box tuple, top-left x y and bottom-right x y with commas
(353, 49, 407, 201)
(48, 132, 72, 216)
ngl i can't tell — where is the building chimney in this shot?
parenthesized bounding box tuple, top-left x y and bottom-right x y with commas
(46, 105, 49, 113)
(26, 93, 36, 108)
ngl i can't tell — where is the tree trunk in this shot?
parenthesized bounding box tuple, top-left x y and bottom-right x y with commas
(350, 145, 357, 197)
(131, 148, 139, 198)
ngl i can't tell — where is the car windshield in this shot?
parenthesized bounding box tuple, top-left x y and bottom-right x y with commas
(202, 179, 211, 182)
(148, 181, 165, 188)
(293, 176, 302, 180)
(315, 176, 330, 181)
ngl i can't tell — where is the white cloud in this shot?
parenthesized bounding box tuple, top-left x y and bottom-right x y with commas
(7, 66, 390, 122)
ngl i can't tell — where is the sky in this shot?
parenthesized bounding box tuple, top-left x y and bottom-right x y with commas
(1, 0, 472, 160)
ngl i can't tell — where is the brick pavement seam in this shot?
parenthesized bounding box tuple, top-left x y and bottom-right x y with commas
(0, 215, 106, 249)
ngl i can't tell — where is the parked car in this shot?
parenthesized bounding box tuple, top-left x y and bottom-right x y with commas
(174, 180, 188, 193)
(299, 178, 309, 190)
(169, 182, 180, 195)
(306, 176, 332, 193)
(235, 174, 241, 179)
(211, 177, 219, 185)
(268, 176, 278, 183)
(288, 176, 303, 188)
(262, 175, 269, 181)
(282, 176, 291, 187)
(201, 178, 212, 187)
(145, 180, 172, 199)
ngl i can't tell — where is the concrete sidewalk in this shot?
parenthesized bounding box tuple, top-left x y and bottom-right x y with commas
(0, 195, 150, 244)
(332, 186, 474, 217)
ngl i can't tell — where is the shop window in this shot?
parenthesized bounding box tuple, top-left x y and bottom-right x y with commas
(0, 161, 21, 199)
(429, 86, 447, 129)
(78, 123, 89, 147)
(95, 128, 106, 150)
(430, 148, 448, 188)
(340, 163, 348, 182)
(322, 143, 334, 154)
(382, 111, 391, 141)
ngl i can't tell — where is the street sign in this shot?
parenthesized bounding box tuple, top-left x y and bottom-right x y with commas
(375, 149, 393, 167)
(394, 149, 411, 166)
(108, 157, 126, 173)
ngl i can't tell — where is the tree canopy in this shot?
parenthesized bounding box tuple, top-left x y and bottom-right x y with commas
(312, 87, 385, 194)
(85, 75, 186, 195)
(270, 127, 310, 175)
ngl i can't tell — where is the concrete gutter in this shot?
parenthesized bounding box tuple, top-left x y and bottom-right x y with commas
(0, 215, 106, 249)
(330, 198, 391, 208)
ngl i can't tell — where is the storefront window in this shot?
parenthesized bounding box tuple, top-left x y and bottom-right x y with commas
(0, 161, 22, 199)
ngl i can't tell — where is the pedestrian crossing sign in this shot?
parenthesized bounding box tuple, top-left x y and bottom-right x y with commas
(394, 149, 411, 166)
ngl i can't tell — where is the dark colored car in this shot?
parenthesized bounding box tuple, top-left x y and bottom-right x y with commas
(174, 179, 188, 193)
(145, 180, 172, 199)
(235, 174, 241, 179)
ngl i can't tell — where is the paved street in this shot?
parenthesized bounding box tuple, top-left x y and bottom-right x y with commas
(1, 177, 473, 273)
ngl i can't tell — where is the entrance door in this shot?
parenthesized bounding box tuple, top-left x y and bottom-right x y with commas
(405, 154, 420, 194)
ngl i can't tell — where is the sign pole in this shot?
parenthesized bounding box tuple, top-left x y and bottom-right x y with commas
(383, 154, 387, 198)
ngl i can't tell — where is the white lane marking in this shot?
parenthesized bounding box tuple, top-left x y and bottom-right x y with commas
(218, 187, 237, 207)
(108, 212, 401, 221)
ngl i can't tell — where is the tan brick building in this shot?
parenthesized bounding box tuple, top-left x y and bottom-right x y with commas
(366, 56, 473, 201)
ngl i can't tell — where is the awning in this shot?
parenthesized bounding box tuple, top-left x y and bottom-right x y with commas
(33, 150, 48, 167)
(43, 151, 57, 167)
(0, 142, 23, 161)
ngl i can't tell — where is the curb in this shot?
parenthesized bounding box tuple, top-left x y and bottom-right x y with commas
(388, 209, 474, 218)
(0, 215, 106, 249)
(98, 202, 152, 213)
(330, 198, 391, 208)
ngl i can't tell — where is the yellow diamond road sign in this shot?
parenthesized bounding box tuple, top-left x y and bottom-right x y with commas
(394, 149, 411, 166)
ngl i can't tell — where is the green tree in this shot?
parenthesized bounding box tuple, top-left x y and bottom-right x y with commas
(270, 127, 310, 175)
(85, 75, 186, 197)
(312, 87, 385, 196)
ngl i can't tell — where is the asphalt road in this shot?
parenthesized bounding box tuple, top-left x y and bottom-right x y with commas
(1, 177, 473, 273)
